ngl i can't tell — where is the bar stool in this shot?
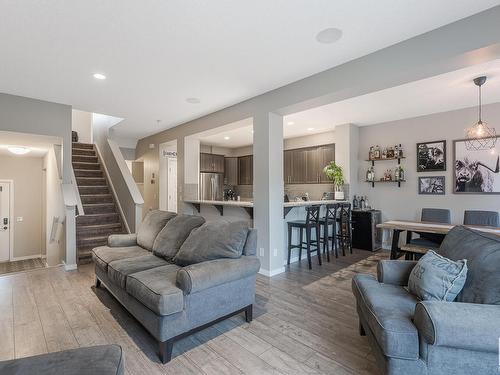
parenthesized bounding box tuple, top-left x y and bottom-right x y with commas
(287, 205, 321, 270)
(337, 203, 353, 256)
(319, 203, 340, 260)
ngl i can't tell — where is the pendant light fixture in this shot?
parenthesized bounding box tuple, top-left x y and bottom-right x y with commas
(465, 76, 496, 151)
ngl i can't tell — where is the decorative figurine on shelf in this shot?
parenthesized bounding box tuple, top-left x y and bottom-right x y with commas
(383, 169, 393, 181)
(374, 145, 381, 159)
(387, 147, 395, 159)
(369, 146, 374, 160)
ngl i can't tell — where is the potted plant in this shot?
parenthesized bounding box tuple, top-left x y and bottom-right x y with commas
(323, 161, 345, 200)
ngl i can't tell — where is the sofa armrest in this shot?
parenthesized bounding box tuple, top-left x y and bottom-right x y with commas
(176, 256, 260, 295)
(414, 301, 500, 353)
(108, 233, 137, 247)
(377, 260, 417, 285)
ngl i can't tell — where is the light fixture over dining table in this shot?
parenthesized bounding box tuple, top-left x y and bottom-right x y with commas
(465, 76, 496, 151)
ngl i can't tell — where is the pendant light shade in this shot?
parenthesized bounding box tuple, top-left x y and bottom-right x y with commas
(465, 76, 496, 151)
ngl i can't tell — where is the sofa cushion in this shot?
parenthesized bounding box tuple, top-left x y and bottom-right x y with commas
(152, 214, 205, 260)
(92, 246, 149, 271)
(174, 220, 249, 266)
(108, 254, 168, 288)
(352, 273, 419, 360)
(137, 210, 177, 251)
(243, 228, 257, 256)
(438, 226, 500, 304)
(126, 264, 184, 316)
(0, 345, 124, 375)
(408, 250, 467, 302)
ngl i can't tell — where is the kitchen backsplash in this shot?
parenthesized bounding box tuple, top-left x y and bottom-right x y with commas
(231, 183, 348, 201)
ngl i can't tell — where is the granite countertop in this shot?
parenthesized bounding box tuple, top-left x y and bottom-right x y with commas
(184, 199, 342, 208)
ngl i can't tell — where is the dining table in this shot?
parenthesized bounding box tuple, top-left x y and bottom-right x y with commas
(377, 220, 500, 259)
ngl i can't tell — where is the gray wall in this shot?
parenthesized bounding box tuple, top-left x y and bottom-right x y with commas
(0, 155, 43, 258)
(0, 93, 72, 183)
(356, 102, 500, 225)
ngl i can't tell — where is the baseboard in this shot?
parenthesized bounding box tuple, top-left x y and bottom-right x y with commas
(259, 267, 285, 277)
(63, 261, 78, 271)
(10, 254, 42, 261)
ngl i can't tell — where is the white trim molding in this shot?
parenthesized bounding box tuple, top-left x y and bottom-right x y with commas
(63, 261, 77, 271)
(0, 179, 15, 262)
(258, 267, 285, 277)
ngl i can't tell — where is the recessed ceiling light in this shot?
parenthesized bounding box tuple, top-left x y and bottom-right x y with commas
(287, 121, 295, 125)
(186, 97, 201, 104)
(224, 136, 230, 140)
(316, 28, 343, 44)
(93, 73, 106, 80)
(307, 127, 315, 131)
(8, 146, 30, 155)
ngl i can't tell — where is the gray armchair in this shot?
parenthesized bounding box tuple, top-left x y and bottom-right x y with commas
(353, 226, 500, 375)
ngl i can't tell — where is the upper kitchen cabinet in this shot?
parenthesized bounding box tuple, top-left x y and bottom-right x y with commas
(238, 155, 253, 185)
(224, 157, 238, 185)
(283, 144, 335, 184)
(200, 153, 225, 173)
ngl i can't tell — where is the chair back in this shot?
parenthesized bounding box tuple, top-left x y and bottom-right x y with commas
(421, 208, 451, 224)
(305, 205, 320, 225)
(464, 210, 499, 227)
(324, 203, 340, 224)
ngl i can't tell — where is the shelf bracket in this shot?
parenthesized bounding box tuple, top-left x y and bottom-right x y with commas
(214, 204, 224, 216)
(191, 203, 201, 213)
(243, 207, 253, 219)
(284, 207, 293, 218)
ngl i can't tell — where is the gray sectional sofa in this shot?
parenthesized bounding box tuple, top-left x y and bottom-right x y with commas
(352, 226, 500, 375)
(92, 210, 260, 363)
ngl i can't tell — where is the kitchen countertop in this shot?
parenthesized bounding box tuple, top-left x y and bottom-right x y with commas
(184, 199, 342, 208)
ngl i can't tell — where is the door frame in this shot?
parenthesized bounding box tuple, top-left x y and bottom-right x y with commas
(167, 157, 178, 212)
(0, 179, 14, 262)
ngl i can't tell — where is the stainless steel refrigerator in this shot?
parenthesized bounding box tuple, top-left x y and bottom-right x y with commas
(200, 173, 223, 201)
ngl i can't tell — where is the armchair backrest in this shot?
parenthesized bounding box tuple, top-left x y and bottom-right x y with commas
(439, 225, 500, 305)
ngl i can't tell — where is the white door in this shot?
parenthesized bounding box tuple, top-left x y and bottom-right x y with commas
(0, 182, 11, 262)
(167, 158, 177, 213)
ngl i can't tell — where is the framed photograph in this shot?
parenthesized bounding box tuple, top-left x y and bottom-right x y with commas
(418, 176, 445, 195)
(417, 140, 446, 172)
(454, 137, 500, 194)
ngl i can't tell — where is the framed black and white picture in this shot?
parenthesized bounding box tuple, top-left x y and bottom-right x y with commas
(417, 140, 446, 172)
(454, 138, 500, 194)
(418, 176, 445, 195)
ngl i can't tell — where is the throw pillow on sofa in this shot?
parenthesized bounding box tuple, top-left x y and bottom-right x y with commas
(137, 210, 177, 251)
(152, 215, 206, 261)
(408, 250, 467, 302)
(173, 220, 249, 266)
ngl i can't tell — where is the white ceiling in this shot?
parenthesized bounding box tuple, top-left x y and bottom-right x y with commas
(0, 132, 61, 157)
(196, 58, 500, 148)
(0, 1, 499, 141)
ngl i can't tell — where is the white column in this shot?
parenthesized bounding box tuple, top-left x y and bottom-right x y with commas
(64, 205, 77, 270)
(253, 112, 284, 276)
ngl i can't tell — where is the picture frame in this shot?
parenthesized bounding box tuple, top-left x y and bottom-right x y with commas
(453, 137, 500, 194)
(418, 176, 445, 195)
(417, 140, 446, 172)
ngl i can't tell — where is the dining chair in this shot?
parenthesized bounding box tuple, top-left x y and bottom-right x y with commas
(408, 208, 451, 248)
(464, 210, 499, 227)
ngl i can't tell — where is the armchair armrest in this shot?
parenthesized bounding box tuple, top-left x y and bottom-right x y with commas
(377, 260, 417, 285)
(176, 256, 260, 295)
(108, 233, 137, 247)
(414, 301, 500, 353)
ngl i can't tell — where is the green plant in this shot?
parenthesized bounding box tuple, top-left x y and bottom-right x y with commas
(323, 162, 344, 190)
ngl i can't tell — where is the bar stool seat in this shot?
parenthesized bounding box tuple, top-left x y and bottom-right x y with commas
(287, 205, 322, 270)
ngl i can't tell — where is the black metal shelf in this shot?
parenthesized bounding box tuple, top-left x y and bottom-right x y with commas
(366, 157, 405, 166)
(365, 180, 406, 188)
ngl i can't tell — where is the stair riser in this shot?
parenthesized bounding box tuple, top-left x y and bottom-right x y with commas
(77, 238, 108, 247)
(78, 186, 110, 195)
(72, 155, 98, 163)
(72, 142, 94, 150)
(77, 226, 123, 237)
(83, 205, 117, 215)
(77, 178, 106, 186)
(77, 214, 120, 225)
(72, 162, 100, 170)
(73, 148, 96, 156)
(74, 169, 103, 178)
(81, 195, 113, 204)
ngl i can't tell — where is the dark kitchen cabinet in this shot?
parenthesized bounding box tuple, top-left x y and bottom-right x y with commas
(283, 143, 335, 184)
(224, 157, 238, 185)
(200, 153, 225, 173)
(352, 210, 382, 251)
(238, 155, 253, 185)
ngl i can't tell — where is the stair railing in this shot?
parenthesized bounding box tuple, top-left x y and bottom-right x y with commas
(70, 166, 85, 216)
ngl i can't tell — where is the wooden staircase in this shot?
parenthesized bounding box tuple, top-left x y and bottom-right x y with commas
(72, 142, 126, 264)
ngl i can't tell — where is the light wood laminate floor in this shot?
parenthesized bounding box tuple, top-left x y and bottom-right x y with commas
(0, 250, 386, 374)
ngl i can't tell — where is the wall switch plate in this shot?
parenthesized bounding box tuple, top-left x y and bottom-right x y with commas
(16, 217, 23, 222)
(259, 248, 264, 257)
(273, 248, 278, 257)
(149, 143, 155, 149)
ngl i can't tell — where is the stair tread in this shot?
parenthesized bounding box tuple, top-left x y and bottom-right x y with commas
(77, 222, 122, 229)
(83, 203, 115, 206)
(78, 235, 109, 242)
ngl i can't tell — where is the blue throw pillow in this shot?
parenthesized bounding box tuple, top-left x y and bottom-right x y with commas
(408, 250, 467, 302)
